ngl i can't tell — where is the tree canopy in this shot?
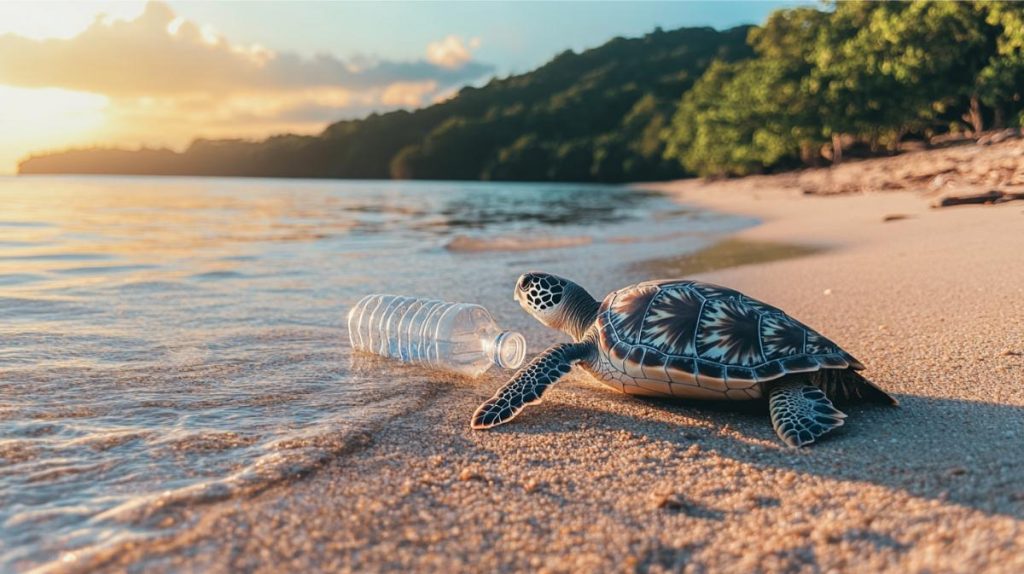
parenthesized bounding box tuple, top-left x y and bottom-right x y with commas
(664, 1, 1024, 177)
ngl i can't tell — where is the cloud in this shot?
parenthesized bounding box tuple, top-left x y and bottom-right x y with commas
(0, 2, 492, 98)
(426, 35, 482, 69)
(0, 1, 496, 171)
(381, 81, 441, 107)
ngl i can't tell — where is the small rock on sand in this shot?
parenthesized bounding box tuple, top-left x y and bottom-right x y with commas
(652, 492, 689, 511)
(883, 214, 911, 222)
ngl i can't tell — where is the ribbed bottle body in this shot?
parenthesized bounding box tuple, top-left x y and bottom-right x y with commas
(347, 294, 525, 377)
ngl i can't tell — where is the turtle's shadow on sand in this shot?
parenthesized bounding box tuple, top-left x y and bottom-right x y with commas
(499, 388, 1024, 520)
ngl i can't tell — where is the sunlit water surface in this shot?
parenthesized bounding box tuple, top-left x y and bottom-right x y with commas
(0, 176, 753, 571)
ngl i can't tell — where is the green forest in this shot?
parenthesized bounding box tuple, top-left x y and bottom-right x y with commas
(19, 1, 1024, 181)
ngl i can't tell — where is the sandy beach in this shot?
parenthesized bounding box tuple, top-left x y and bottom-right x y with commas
(96, 147, 1024, 573)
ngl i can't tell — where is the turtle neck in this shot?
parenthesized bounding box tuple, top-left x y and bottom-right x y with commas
(560, 285, 601, 342)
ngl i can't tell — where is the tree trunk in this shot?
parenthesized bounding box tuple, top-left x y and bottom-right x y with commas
(994, 107, 1005, 130)
(831, 133, 843, 165)
(892, 127, 907, 153)
(967, 94, 984, 135)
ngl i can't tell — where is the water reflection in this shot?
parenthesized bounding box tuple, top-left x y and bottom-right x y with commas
(0, 175, 749, 571)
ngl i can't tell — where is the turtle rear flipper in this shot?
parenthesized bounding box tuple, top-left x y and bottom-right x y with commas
(810, 369, 899, 406)
(472, 342, 592, 429)
(769, 381, 847, 447)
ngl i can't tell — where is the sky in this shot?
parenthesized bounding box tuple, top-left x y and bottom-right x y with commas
(0, 1, 806, 174)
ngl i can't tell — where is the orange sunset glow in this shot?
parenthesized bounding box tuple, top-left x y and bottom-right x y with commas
(0, 1, 487, 173)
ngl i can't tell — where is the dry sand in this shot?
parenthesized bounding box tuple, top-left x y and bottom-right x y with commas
(105, 150, 1024, 573)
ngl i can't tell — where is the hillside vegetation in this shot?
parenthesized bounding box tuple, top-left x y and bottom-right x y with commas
(665, 1, 1024, 176)
(19, 2, 1024, 181)
(20, 26, 751, 182)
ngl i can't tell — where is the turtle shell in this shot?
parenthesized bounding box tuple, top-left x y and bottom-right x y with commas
(594, 280, 863, 399)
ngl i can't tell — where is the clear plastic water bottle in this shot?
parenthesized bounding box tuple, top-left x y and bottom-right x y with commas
(347, 294, 527, 378)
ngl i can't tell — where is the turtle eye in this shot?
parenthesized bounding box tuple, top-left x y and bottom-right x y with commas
(518, 276, 531, 290)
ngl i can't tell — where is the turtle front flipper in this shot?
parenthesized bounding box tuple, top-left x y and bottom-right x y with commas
(471, 342, 592, 429)
(769, 381, 847, 447)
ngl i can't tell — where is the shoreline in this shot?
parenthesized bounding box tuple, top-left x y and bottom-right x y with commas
(97, 174, 1024, 572)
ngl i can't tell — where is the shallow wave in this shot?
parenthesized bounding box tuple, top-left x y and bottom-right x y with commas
(15, 394, 409, 574)
(445, 233, 593, 252)
(444, 230, 703, 253)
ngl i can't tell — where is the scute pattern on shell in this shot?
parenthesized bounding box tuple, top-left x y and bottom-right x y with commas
(595, 280, 862, 392)
(760, 313, 806, 359)
(606, 283, 658, 344)
(639, 286, 702, 356)
(696, 297, 763, 367)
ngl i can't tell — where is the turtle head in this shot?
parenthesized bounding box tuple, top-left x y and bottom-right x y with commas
(514, 272, 599, 342)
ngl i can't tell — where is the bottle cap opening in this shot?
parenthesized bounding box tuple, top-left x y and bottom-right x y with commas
(491, 331, 526, 369)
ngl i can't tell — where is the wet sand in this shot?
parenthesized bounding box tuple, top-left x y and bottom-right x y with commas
(99, 174, 1024, 573)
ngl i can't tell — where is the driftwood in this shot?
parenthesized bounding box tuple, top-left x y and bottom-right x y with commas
(933, 190, 1024, 208)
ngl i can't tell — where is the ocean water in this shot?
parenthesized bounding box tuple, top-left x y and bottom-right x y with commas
(0, 176, 753, 571)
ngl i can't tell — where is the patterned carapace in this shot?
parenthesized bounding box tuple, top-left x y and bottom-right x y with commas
(589, 280, 862, 400)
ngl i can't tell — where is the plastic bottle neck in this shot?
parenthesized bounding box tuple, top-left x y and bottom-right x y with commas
(483, 330, 527, 370)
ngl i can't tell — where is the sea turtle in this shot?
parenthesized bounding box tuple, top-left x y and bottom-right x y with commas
(471, 272, 897, 446)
